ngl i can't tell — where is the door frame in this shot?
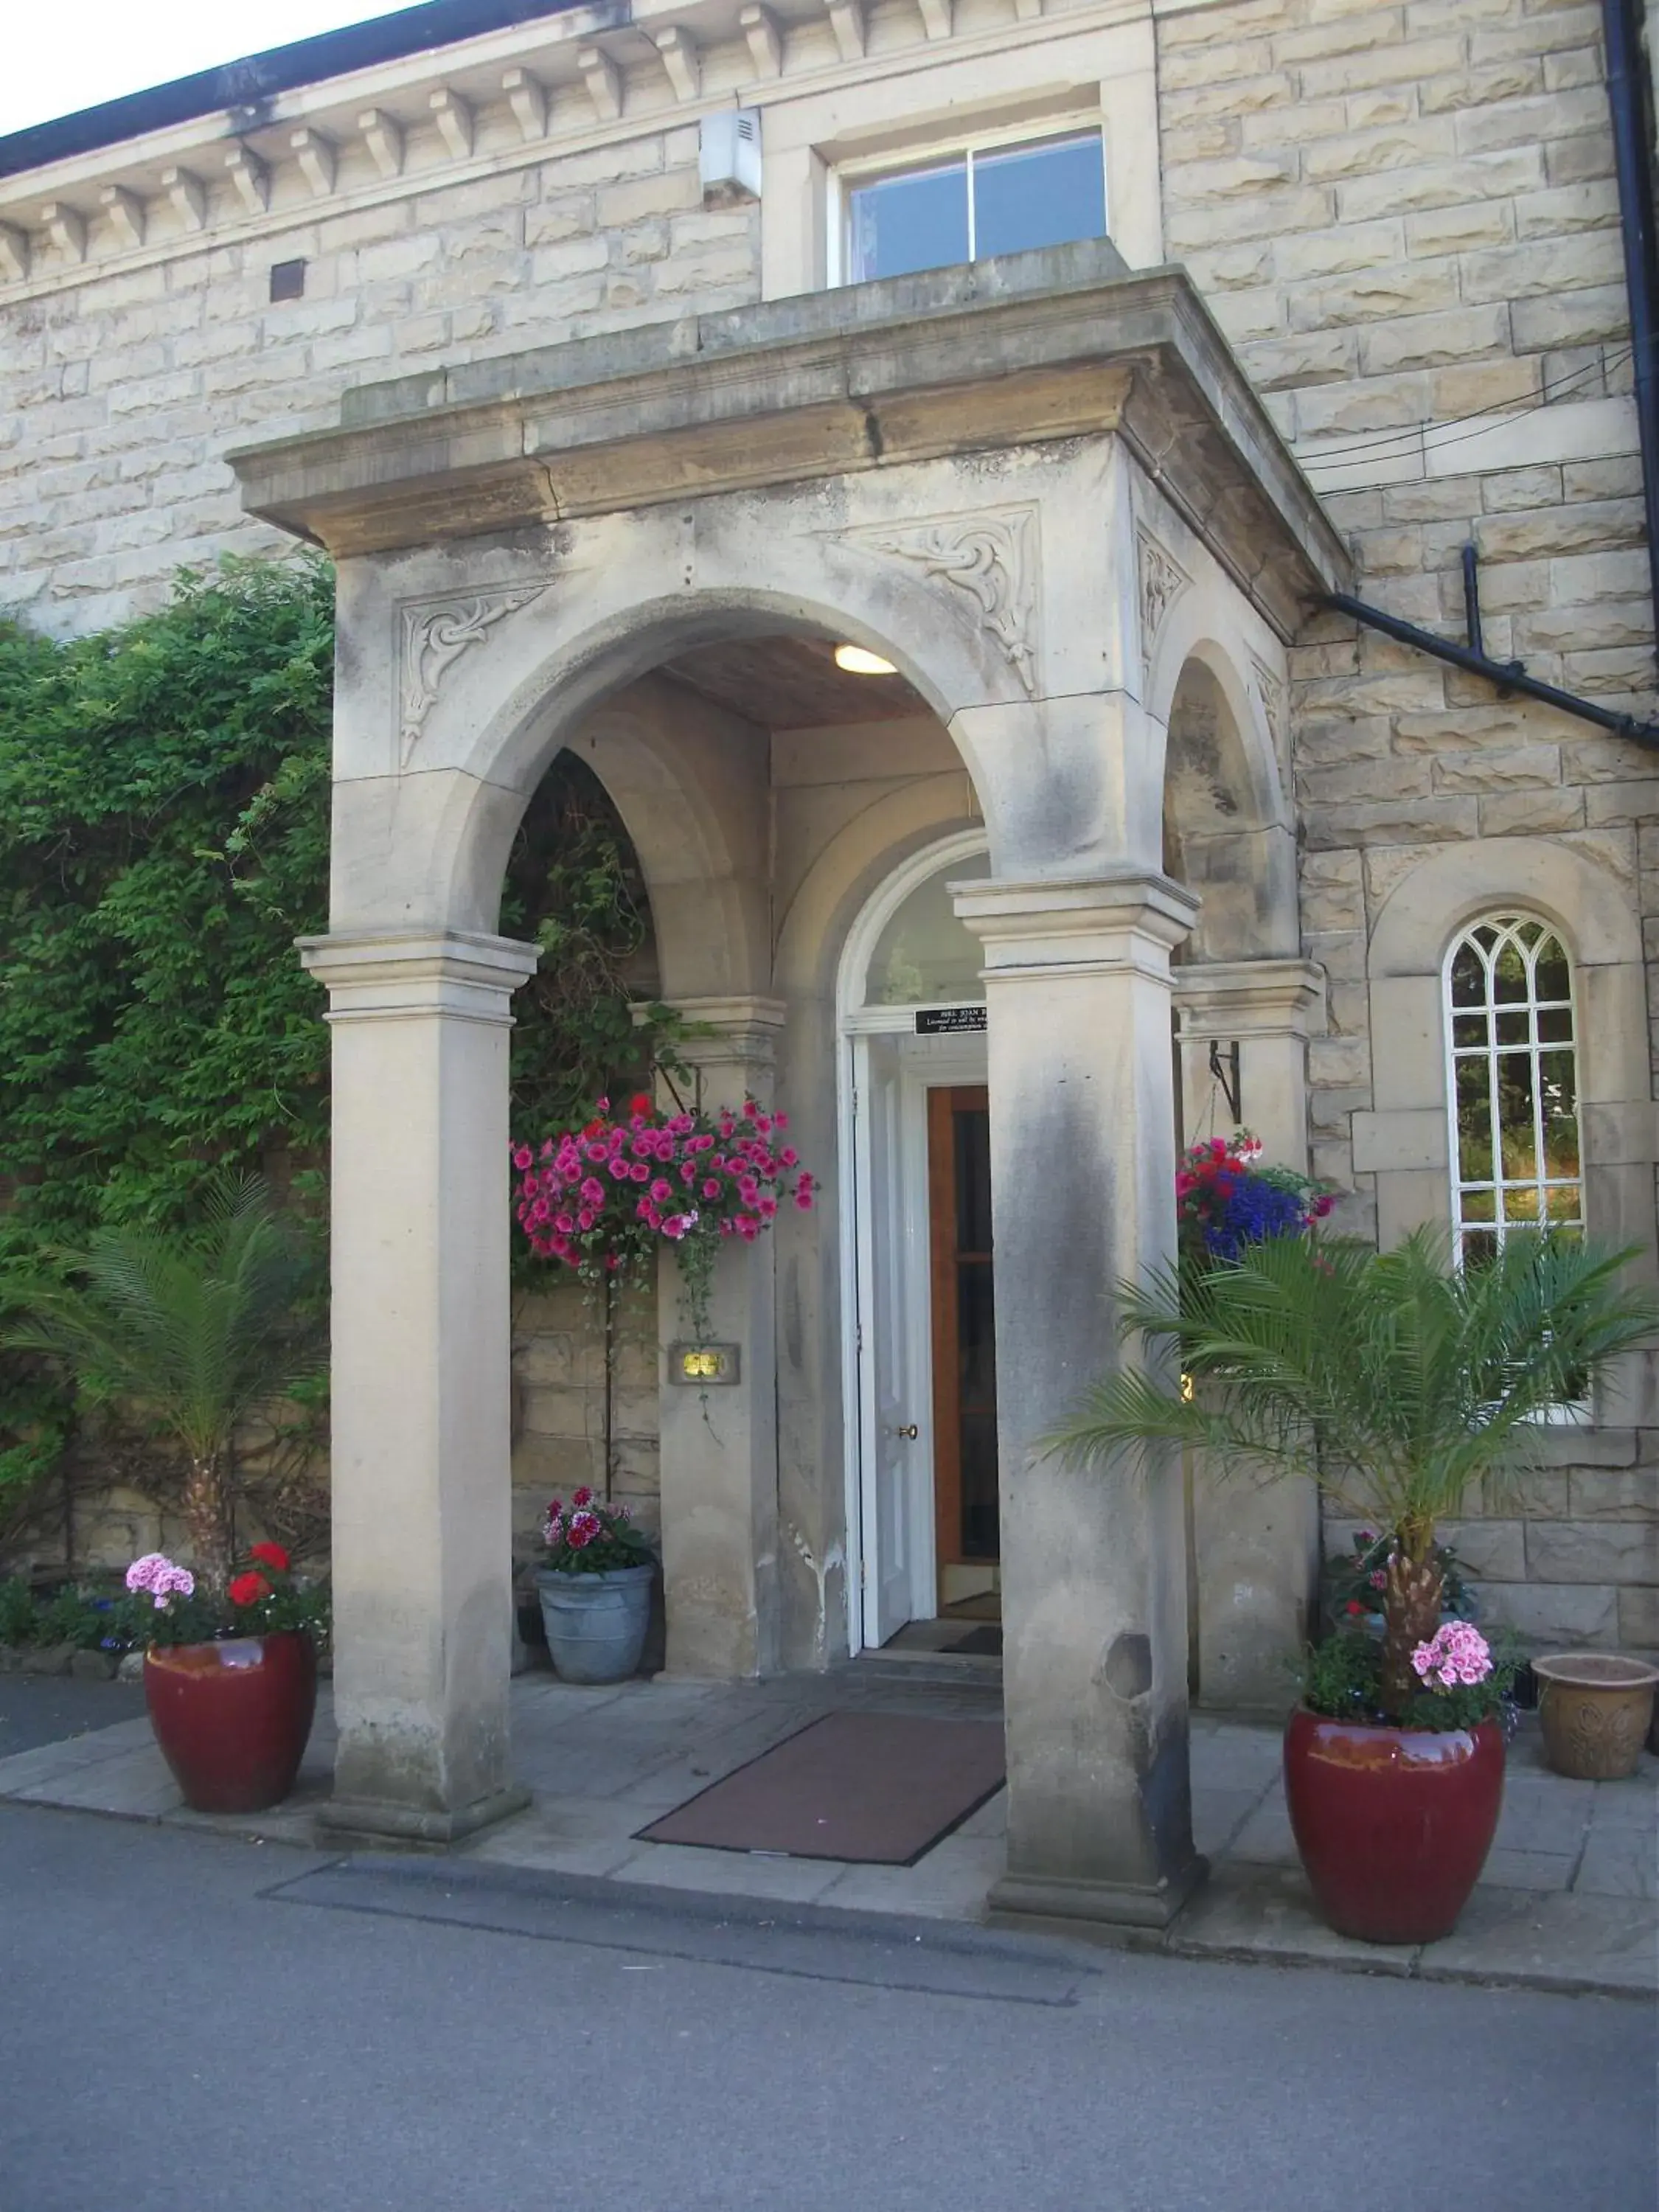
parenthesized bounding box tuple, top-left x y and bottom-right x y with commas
(835, 830, 990, 1657)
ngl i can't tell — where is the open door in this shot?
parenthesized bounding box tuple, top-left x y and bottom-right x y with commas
(928, 1087, 1000, 1610)
(852, 1040, 931, 1647)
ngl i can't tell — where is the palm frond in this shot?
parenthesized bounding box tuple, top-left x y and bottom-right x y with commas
(1051, 1224, 1659, 1542)
(0, 1175, 322, 1468)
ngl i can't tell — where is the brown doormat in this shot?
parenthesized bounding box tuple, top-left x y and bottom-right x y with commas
(949, 1625, 1004, 1658)
(636, 1711, 1006, 1865)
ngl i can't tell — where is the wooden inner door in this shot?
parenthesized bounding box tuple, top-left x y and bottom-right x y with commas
(927, 1086, 999, 1585)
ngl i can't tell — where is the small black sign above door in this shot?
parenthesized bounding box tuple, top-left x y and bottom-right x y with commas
(915, 1006, 987, 1035)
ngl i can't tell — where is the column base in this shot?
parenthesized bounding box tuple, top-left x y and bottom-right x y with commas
(988, 1855, 1208, 1934)
(317, 1783, 532, 1848)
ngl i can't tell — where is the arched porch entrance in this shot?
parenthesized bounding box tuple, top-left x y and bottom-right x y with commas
(232, 249, 1348, 1931)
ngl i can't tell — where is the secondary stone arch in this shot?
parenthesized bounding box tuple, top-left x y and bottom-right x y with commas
(1161, 644, 1298, 965)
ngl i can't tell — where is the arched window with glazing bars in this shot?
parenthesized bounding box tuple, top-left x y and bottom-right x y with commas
(1443, 914, 1582, 1266)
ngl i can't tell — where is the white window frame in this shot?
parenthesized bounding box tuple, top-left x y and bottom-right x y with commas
(1441, 910, 1588, 1425)
(828, 114, 1109, 290)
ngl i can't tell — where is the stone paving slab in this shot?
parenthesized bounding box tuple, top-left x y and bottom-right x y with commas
(1, 1669, 1652, 1997)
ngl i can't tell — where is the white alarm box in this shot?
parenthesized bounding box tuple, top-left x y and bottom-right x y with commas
(699, 108, 762, 205)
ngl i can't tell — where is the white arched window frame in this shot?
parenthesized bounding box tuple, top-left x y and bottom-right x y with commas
(1441, 913, 1584, 1267)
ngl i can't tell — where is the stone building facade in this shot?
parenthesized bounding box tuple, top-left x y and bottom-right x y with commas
(3, 0, 1658, 1913)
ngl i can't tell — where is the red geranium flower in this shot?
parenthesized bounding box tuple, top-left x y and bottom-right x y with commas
(628, 1092, 655, 1118)
(248, 1542, 290, 1572)
(229, 1571, 271, 1607)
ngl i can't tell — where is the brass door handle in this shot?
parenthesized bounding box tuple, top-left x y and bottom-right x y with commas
(893, 1423, 919, 1439)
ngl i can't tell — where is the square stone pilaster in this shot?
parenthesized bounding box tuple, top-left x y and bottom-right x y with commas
(298, 927, 540, 1844)
(653, 996, 789, 1680)
(1174, 958, 1326, 1714)
(955, 873, 1205, 1931)
(1173, 959, 1325, 1166)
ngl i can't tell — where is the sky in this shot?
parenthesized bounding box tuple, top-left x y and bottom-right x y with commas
(2, 1, 401, 135)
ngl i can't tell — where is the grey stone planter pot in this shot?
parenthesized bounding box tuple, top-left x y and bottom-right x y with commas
(535, 1564, 654, 1685)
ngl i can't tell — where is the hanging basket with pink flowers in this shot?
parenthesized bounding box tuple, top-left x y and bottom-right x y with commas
(511, 1091, 814, 1346)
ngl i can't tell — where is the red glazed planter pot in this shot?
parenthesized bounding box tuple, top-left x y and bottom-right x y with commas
(144, 1630, 318, 1814)
(1283, 1708, 1505, 1945)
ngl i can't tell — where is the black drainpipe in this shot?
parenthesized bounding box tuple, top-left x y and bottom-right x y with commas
(1602, 0, 1659, 655)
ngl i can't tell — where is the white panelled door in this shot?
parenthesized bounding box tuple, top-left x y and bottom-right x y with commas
(854, 1038, 922, 1648)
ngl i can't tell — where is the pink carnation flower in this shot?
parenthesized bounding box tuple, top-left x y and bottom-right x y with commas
(1411, 1621, 1492, 1691)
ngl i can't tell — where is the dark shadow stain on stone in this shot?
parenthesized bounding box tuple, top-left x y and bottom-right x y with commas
(1103, 1631, 1154, 1702)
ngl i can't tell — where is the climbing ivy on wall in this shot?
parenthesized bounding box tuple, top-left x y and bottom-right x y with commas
(0, 555, 335, 1248)
(0, 554, 669, 1554)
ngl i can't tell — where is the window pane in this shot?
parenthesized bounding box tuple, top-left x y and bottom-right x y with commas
(849, 161, 968, 282)
(1534, 936, 1571, 1004)
(1495, 1054, 1539, 1177)
(1450, 943, 1486, 1007)
(1495, 1007, 1529, 1047)
(1492, 939, 1529, 1001)
(1502, 1182, 1543, 1224)
(1460, 1186, 1496, 1223)
(972, 133, 1106, 260)
(1546, 1182, 1582, 1223)
(1462, 1228, 1499, 1271)
(865, 852, 990, 1005)
(1455, 1054, 1494, 1180)
(1541, 1050, 1579, 1174)
(1452, 1013, 1486, 1048)
(1537, 1004, 1573, 1043)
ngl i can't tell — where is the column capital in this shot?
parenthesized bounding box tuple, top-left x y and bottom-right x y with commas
(647, 995, 790, 1072)
(953, 872, 1199, 976)
(1174, 957, 1327, 1040)
(297, 928, 540, 1025)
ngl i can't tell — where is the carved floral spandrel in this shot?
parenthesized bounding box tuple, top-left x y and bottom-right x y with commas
(1251, 651, 1288, 780)
(397, 584, 548, 764)
(1135, 525, 1190, 673)
(843, 507, 1040, 694)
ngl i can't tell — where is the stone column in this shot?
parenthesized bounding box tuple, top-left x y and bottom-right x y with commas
(1175, 959, 1326, 1713)
(655, 997, 788, 1680)
(298, 928, 540, 1843)
(955, 873, 1205, 1930)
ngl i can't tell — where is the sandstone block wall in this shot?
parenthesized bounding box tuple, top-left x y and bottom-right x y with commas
(0, 123, 757, 630)
(1160, 0, 1659, 1655)
(510, 1278, 661, 1565)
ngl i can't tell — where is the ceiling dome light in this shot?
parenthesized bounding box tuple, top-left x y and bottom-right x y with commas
(833, 642, 897, 677)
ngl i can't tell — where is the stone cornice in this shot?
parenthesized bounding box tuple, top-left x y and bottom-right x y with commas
(0, 0, 1153, 296)
(229, 250, 1351, 635)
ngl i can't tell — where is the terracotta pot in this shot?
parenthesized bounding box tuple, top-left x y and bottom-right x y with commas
(1531, 1652, 1659, 1781)
(1284, 1708, 1505, 1944)
(144, 1630, 317, 1813)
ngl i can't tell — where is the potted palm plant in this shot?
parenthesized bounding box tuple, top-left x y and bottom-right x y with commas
(1, 1178, 328, 1811)
(1054, 1224, 1658, 1944)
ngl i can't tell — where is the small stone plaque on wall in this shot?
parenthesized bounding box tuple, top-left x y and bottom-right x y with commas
(669, 1343, 741, 1385)
(915, 1006, 987, 1034)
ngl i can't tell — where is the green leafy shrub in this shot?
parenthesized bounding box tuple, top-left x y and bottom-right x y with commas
(0, 555, 335, 1248)
(0, 558, 678, 1564)
(0, 1574, 37, 1645)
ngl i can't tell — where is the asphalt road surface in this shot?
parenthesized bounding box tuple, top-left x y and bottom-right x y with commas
(1, 1800, 1652, 2212)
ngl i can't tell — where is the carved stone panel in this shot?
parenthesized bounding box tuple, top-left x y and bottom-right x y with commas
(1250, 651, 1288, 784)
(841, 507, 1040, 694)
(397, 584, 548, 765)
(1135, 525, 1190, 673)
